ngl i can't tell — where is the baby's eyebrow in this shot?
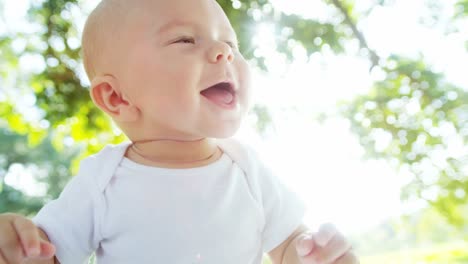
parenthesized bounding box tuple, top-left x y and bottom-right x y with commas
(157, 20, 193, 35)
(155, 20, 238, 41)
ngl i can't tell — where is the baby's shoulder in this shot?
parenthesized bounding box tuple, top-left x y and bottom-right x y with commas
(75, 142, 131, 192)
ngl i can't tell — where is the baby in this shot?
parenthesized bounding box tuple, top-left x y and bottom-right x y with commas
(0, 0, 359, 263)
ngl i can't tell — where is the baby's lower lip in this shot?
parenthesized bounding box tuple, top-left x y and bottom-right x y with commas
(202, 93, 238, 109)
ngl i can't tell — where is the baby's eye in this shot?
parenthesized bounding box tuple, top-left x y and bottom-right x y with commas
(225, 41, 239, 50)
(174, 37, 195, 44)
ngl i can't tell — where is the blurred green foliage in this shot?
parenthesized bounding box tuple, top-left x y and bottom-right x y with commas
(0, 127, 76, 215)
(342, 55, 468, 227)
(361, 242, 468, 264)
(455, 0, 468, 17)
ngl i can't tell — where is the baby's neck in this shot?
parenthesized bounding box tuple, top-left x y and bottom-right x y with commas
(126, 137, 222, 169)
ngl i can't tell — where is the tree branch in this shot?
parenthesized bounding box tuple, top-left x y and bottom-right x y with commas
(330, 0, 380, 70)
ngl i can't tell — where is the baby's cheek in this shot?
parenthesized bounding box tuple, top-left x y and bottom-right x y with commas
(240, 74, 253, 110)
(230, 56, 252, 113)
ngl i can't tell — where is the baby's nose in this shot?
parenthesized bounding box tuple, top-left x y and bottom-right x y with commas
(208, 41, 234, 63)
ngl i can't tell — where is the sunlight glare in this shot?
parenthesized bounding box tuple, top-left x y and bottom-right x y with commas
(4, 164, 47, 197)
(253, 23, 277, 52)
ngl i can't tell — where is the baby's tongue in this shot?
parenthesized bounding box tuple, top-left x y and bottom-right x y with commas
(201, 87, 234, 105)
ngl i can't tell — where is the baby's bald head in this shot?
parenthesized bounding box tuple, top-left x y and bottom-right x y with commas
(82, 0, 138, 80)
(81, 0, 232, 82)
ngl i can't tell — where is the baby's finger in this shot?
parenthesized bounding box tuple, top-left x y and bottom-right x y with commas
(38, 240, 56, 259)
(335, 251, 359, 264)
(24, 242, 56, 263)
(0, 223, 24, 263)
(295, 234, 316, 257)
(312, 232, 351, 263)
(0, 250, 8, 264)
(315, 223, 337, 247)
(13, 216, 41, 257)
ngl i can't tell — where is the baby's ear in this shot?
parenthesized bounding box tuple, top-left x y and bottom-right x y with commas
(90, 75, 139, 122)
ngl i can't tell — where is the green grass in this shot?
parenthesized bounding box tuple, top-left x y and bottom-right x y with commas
(263, 255, 272, 264)
(361, 242, 468, 264)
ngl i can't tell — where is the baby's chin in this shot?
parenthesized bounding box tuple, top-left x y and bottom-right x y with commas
(210, 131, 237, 139)
(202, 121, 242, 139)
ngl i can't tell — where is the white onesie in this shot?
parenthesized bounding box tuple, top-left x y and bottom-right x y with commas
(33, 139, 305, 264)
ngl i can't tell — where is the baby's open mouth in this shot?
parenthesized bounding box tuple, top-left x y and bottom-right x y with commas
(200, 82, 236, 107)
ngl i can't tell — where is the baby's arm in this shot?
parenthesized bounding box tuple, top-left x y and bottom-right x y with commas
(0, 213, 58, 264)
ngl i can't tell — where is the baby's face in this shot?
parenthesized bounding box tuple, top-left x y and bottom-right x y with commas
(115, 0, 252, 139)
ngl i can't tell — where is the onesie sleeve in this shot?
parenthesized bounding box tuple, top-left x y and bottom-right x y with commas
(33, 158, 103, 264)
(255, 155, 306, 253)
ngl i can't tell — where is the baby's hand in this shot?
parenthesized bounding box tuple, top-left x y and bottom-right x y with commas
(295, 223, 358, 264)
(0, 213, 55, 263)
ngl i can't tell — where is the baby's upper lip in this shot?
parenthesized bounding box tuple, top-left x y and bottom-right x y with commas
(201, 79, 237, 92)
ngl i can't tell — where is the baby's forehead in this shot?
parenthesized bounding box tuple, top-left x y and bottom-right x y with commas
(156, 19, 237, 37)
(121, 0, 235, 32)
